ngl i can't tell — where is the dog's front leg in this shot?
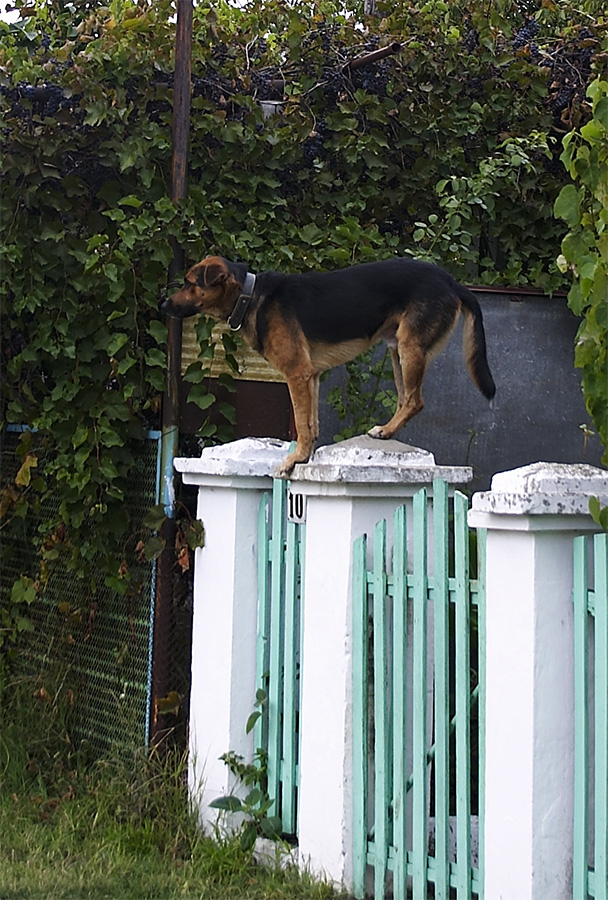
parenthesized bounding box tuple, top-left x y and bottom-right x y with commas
(277, 372, 316, 476)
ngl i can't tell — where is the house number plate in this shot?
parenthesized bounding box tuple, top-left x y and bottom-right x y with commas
(287, 490, 306, 524)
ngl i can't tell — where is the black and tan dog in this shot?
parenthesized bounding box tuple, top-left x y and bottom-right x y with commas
(163, 256, 496, 475)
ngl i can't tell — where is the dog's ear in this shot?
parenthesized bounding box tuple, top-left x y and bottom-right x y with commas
(198, 263, 228, 289)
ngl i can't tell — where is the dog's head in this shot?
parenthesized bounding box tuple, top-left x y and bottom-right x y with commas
(162, 256, 242, 319)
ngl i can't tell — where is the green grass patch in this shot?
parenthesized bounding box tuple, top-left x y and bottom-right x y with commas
(0, 677, 343, 900)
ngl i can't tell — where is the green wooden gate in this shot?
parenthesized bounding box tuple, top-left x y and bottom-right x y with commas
(256, 477, 485, 896)
(573, 532, 608, 900)
(352, 480, 485, 900)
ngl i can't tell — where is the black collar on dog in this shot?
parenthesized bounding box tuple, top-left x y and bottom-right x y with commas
(227, 272, 256, 331)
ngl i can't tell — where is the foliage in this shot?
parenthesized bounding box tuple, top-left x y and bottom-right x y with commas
(589, 496, 608, 531)
(555, 76, 608, 466)
(326, 347, 397, 440)
(210, 688, 284, 853)
(1, 0, 606, 671)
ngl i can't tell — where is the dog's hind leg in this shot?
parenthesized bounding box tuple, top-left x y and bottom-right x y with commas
(368, 335, 426, 440)
(390, 346, 405, 405)
(309, 372, 321, 441)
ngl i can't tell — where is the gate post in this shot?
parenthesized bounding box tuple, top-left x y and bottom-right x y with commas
(469, 463, 608, 900)
(174, 438, 290, 827)
(289, 437, 472, 889)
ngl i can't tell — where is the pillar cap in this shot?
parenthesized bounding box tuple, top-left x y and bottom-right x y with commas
(472, 461, 608, 516)
(175, 437, 290, 480)
(291, 435, 472, 485)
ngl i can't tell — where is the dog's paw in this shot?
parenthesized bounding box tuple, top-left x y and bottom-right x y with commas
(367, 426, 386, 439)
(274, 454, 297, 478)
(274, 449, 312, 478)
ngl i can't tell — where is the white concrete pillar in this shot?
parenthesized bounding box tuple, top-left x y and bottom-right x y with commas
(289, 437, 472, 888)
(469, 463, 608, 900)
(174, 438, 291, 826)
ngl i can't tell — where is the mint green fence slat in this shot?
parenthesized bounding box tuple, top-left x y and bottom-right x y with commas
(281, 516, 300, 834)
(392, 504, 409, 900)
(353, 480, 483, 900)
(353, 532, 369, 900)
(455, 491, 472, 900)
(477, 526, 487, 900)
(267, 480, 286, 810)
(373, 518, 389, 900)
(573, 534, 590, 900)
(573, 531, 608, 900)
(594, 533, 608, 900)
(433, 479, 451, 900)
(412, 488, 429, 899)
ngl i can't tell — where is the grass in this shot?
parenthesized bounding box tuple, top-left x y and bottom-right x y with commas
(0, 677, 344, 900)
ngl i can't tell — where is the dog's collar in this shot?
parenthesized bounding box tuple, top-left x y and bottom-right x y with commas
(227, 272, 256, 331)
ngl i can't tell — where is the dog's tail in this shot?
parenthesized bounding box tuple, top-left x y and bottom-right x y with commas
(456, 284, 496, 401)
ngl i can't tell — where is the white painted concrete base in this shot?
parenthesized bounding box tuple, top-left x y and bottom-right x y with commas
(470, 462, 608, 900)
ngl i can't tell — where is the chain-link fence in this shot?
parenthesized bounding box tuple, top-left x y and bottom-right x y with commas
(1, 427, 163, 753)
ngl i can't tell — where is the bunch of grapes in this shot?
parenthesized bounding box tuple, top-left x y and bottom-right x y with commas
(511, 18, 540, 51)
(1, 80, 79, 122)
(302, 119, 328, 165)
(546, 31, 595, 130)
(321, 67, 347, 105)
(350, 60, 391, 99)
(462, 28, 479, 54)
(250, 69, 283, 102)
(301, 20, 342, 55)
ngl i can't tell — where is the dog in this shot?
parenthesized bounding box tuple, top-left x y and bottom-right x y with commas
(162, 256, 496, 475)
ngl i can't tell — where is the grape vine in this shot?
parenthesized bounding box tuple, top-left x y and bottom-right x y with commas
(0, 0, 606, 672)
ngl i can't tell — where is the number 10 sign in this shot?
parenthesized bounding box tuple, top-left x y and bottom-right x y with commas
(287, 490, 306, 524)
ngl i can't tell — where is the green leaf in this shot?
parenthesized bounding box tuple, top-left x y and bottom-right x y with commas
(147, 320, 167, 344)
(260, 816, 283, 839)
(184, 519, 205, 550)
(593, 97, 608, 132)
(145, 349, 166, 368)
(143, 504, 167, 531)
(11, 576, 36, 606)
(143, 535, 165, 561)
(146, 369, 166, 392)
(108, 309, 128, 322)
(209, 795, 243, 812)
(554, 184, 582, 228)
(98, 456, 119, 480)
(187, 384, 215, 410)
(244, 788, 263, 807)
(107, 333, 129, 356)
(246, 710, 262, 734)
(117, 141, 139, 172)
(119, 195, 144, 208)
(240, 823, 258, 852)
(589, 496, 608, 531)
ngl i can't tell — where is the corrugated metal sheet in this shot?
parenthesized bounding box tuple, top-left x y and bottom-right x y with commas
(181, 316, 285, 384)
